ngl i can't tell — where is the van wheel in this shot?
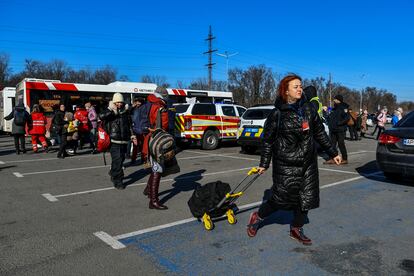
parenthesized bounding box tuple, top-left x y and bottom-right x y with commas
(202, 130, 219, 150)
(241, 145, 257, 154)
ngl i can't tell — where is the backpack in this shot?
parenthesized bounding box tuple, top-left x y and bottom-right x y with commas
(148, 128, 175, 163)
(133, 102, 152, 135)
(187, 181, 231, 218)
(14, 110, 26, 126)
(97, 123, 111, 152)
(148, 107, 176, 163)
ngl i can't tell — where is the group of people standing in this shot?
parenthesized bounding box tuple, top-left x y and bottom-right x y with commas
(51, 102, 98, 158)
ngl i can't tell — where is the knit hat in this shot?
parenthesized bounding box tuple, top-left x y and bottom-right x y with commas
(334, 95, 343, 102)
(154, 86, 169, 101)
(112, 92, 124, 103)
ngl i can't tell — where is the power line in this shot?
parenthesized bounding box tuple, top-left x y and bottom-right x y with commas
(0, 25, 205, 46)
(0, 39, 202, 57)
(204, 26, 217, 90)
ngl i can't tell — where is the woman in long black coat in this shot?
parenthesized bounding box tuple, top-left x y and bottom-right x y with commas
(247, 75, 342, 245)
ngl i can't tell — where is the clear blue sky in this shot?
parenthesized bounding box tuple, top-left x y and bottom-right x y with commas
(1, 0, 413, 102)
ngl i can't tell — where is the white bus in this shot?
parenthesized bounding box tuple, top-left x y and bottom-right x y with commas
(0, 87, 16, 133)
(11, 78, 233, 131)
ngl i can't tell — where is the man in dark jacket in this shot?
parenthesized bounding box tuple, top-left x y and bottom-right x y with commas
(5, 102, 31, 154)
(325, 95, 350, 164)
(99, 93, 133, 189)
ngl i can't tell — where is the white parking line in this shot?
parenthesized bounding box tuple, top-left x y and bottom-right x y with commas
(318, 168, 359, 174)
(41, 193, 59, 202)
(1, 154, 100, 164)
(44, 166, 256, 202)
(173, 150, 260, 161)
(0, 161, 5, 164)
(1, 152, 232, 164)
(13, 153, 238, 177)
(11, 150, 373, 177)
(17, 165, 108, 177)
(13, 172, 24, 178)
(95, 170, 383, 249)
(94, 231, 126, 249)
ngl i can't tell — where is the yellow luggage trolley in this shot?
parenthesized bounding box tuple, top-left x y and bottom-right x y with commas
(201, 167, 260, 231)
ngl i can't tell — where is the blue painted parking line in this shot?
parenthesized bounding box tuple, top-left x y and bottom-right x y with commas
(109, 177, 414, 274)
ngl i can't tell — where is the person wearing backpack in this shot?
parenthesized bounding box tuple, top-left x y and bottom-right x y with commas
(28, 104, 48, 153)
(142, 87, 170, 210)
(5, 102, 31, 154)
(99, 93, 133, 189)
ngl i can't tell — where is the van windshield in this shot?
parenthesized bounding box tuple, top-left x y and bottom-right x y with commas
(174, 104, 190, 113)
(242, 109, 272, 120)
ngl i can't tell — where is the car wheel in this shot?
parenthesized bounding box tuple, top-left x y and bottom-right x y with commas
(384, 172, 399, 180)
(241, 145, 257, 154)
(202, 130, 219, 150)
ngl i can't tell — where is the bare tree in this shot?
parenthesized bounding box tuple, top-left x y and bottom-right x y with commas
(228, 65, 276, 106)
(92, 65, 117, 84)
(118, 75, 130, 82)
(176, 80, 186, 88)
(0, 53, 11, 88)
(189, 78, 227, 91)
(66, 68, 93, 83)
(141, 75, 169, 87)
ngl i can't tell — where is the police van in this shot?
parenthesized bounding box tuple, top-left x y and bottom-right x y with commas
(237, 104, 330, 154)
(237, 105, 275, 154)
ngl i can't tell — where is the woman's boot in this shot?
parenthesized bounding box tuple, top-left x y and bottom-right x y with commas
(143, 174, 153, 197)
(148, 172, 168, 210)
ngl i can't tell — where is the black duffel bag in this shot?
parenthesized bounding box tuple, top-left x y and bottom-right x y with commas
(187, 181, 231, 218)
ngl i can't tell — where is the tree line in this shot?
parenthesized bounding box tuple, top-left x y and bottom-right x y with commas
(1, 53, 413, 113)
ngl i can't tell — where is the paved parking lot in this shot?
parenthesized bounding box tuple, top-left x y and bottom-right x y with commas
(0, 135, 413, 275)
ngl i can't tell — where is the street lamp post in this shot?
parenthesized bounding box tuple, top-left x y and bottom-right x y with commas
(217, 51, 238, 91)
(360, 74, 366, 113)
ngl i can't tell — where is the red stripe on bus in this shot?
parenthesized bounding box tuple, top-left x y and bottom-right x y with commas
(178, 89, 186, 96)
(172, 89, 180, 95)
(26, 82, 49, 90)
(53, 83, 78, 91)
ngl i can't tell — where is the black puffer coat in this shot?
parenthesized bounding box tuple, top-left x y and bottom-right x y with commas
(259, 97, 338, 211)
(328, 102, 350, 133)
(99, 107, 132, 144)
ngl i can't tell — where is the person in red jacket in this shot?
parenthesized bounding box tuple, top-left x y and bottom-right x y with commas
(74, 104, 91, 150)
(142, 87, 169, 210)
(29, 104, 48, 153)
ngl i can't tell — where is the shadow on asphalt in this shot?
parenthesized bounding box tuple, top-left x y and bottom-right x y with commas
(159, 169, 206, 204)
(0, 149, 18, 156)
(0, 165, 16, 171)
(356, 160, 413, 186)
(123, 168, 149, 187)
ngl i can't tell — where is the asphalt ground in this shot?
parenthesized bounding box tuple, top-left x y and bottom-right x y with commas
(0, 134, 413, 275)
